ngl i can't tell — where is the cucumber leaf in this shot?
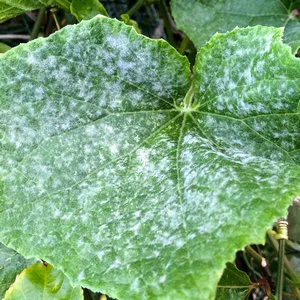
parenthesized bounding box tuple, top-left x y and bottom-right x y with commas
(3, 263, 83, 300)
(0, 17, 299, 299)
(216, 263, 253, 300)
(70, 0, 108, 21)
(171, 0, 300, 49)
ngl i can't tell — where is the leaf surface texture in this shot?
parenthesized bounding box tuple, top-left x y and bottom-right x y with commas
(0, 17, 299, 299)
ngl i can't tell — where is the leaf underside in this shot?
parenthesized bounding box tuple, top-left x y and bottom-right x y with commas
(171, 0, 300, 49)
(0, 17, 299, 299)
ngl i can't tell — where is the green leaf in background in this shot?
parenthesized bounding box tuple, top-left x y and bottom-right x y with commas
(216, 263, 254, 300)
(70, 0, 108, 21)
(284, 19, 300, 54)
(121, 14, 141, 33)
(0, 42, 11, 54)
(171, 0, 300, 49)
(0, 0, 70, 23)
(0, 243, 36, 298)
(3, 263, 83, 300)
(0, 17, 299, 299)
(288, 199, 300, 243)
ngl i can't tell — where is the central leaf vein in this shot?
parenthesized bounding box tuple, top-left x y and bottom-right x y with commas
(175, 113, 200, 288)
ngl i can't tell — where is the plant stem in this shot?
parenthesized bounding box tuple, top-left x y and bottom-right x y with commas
(127, 0, 145, 17)
(268, 230, 300, 282)
(179, 35, 190, 54)
(182, 81, 194, 109)
(158, 0, 175, 47)
(268, 230, 300, 299)
(30, 7, 46, 40)
(245, 245, 265, 264)
(0, 34, 31, 40)
(276, 239, 285, 300)
(51, 8, 61, 30)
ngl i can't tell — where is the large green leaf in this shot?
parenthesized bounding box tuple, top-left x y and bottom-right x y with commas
(0, 17, 299, 299)
(171, 0, 300, 49)
(4, 263, 83, 299)
(0, 243, 36, 298)
(0, 0, 70, 23)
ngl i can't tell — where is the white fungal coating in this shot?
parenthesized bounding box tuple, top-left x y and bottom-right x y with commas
(0, 19, 299, 300)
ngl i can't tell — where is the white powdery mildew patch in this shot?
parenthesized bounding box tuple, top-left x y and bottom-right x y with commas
(205, 78, 297, 118)
(0, 16, 190, 190)
(195, 114, 290, 163)
(196, 27, 298, 120)
(246, 116, 300, 152)
(9, 112, 174, 195)
(43, 127, 186, 292)
(180, 132, 236, 234)
(37, 17, 190, 112)
(0, 16, 190, 188)
(178, 123, 299, 261)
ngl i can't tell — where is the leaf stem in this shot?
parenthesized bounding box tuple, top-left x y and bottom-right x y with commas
(276, 239, 285, 300)
(127, 0, 145, 17)
(268, 230, 300, 282)
(30, 7, 46, 40)
(217, 284, 255, 289)
(126, 0, 158, 17)
(245, 245, 266, 265)
(179, 35, 191, 54)
(182, 81, 194, 110)
(268, 228, 300, 299)
(158, 0, 175, 47)
(50, 7, 61, 31)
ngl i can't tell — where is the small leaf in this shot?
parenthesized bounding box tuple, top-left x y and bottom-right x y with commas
(4, 263, 83, 300)
(218, 262, 252, 286)
(0, 17, 299, 299)
(171, 0, 298, 48)
(121, 14, 141, 33)
(0, 243, 36, 298)
(71, 0, 108, 21)
(216, 263, 253, 300)
(0, 43, 11, 54)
